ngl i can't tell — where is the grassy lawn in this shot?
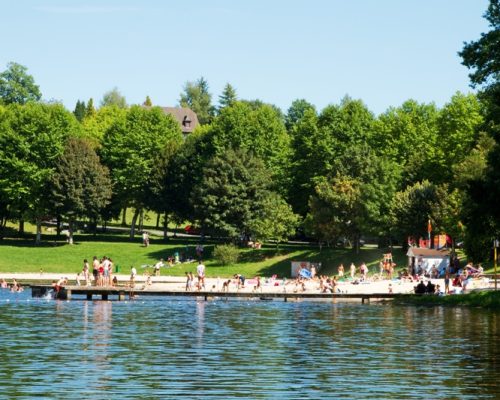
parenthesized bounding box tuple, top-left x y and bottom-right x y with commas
(0, 231, 408, 278)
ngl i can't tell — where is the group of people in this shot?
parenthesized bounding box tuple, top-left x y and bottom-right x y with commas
(414, 279, 440, 294)
(336, 261, 388, 281)
(81, 256, 117, 287)
(0, 278, 23, 292)
(184, 261, 206, 291)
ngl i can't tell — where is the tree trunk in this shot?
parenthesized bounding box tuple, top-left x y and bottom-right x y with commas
(121, 208, 127, 226)
(139, 209, 144, 232)
(92, 218, 98, 235)
(56, 216, 61, 237)
(163, 212, 168, 240)
(19, 219, 24, 235)
(354, 233, 360, 255)
(156, 213, 160, 229)
(35, 218, 42, 245)
(68, 219, 74, 245)
(130, 208, 140, 239)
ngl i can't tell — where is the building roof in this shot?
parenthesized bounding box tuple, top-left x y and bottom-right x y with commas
(406, 247, 450, 258)
(160, 107, 199, 134)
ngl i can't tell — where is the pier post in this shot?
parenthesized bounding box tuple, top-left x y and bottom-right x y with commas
(102, 293, 108, 300)
(118, 292, 125, 301)
(284, 296, 287, 302)
(87, 293, 92, 300)
(66, 290, 72, 300)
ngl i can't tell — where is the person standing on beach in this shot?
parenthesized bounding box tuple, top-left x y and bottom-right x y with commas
(92, 256, 99, 286)
(185, 272, 192, 291)
(197, 261, 205, 289)
(338, 264, 344, 277)
(82, 259, 90, 286)
(130, 266, 137, 298)
(360, 262, 368, 281)
(350, 263, 356, 279)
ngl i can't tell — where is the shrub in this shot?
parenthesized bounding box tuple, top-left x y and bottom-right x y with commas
(213, 244, 239, 266)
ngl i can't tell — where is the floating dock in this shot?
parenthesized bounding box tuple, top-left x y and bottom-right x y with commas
(31, 285, 405, 303)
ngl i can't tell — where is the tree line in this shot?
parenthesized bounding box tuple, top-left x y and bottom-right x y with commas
(0, 0, 498, 262)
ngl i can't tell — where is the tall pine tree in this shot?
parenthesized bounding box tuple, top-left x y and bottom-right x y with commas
(73, 100, 86, 122)
(218, 83, 237, 111)
(85, 98, 96, 118)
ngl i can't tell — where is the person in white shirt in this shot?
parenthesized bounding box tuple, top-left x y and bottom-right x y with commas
(197, 262, 205, 289)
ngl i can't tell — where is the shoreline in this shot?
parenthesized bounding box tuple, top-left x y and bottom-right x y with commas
(1, 272, 494, 296)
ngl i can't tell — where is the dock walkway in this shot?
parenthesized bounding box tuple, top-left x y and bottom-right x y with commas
(31, 285, 406, 303)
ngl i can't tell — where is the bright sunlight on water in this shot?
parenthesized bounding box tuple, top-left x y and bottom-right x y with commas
(0, 289, 499, 399)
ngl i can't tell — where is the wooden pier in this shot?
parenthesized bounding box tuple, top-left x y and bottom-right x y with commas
(31, 285, 406, 303)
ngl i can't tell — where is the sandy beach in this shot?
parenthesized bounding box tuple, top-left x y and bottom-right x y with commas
(1, 272, 494, 295)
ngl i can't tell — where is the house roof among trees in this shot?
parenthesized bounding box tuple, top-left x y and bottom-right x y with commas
(160, 107, 199, 134)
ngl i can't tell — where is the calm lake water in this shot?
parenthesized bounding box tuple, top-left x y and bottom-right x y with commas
(0, 289, 499, 399)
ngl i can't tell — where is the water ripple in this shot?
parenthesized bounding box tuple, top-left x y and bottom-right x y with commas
(0, 290, 498, 399)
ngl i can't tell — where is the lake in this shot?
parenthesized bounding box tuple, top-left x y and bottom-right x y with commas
(0, 289, 499, 399)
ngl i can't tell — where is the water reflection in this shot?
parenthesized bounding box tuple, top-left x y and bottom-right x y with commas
(0, 290, 499, 399)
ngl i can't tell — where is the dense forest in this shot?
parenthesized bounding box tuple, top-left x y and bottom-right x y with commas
(0, 0, 499, 262)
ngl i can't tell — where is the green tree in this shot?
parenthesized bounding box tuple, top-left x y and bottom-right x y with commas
(192, 148, 271, 239)
(453, 132, 495, 188)
(179, 77, 214, 124)
(100, 105, 182, 238)
(436, 92, 483, 181)
(0, 62, 41, 105)
(248, 192, 300, 246)
(81, 105, 128, 148)
(143, 95, 153, 106)
(144, 138, 182, 238)
(208, 101, 291, 194)
(459, 0, 500, 93)
(85, 98, 96, 118)
(100, 87, 127, 109)
(73, 100, 86, 122)
(459, 0, 500, 258)
(218, 83, 237, 110)
(288, 98, 375, 217)
(372, 100, 440, 186)
(389, 180, 441, 245)
(285, 99, 316, 131)
(49, 137, 112, 243)
(0, 103, 78, 242)
(160, 128, 215, 226)
(305, 175, 362, 247)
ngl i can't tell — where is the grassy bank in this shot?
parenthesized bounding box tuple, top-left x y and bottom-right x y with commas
(394, 290, 500, 308)
(0, 232, 407, 278)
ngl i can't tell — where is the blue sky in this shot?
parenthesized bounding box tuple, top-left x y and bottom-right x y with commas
(1, 0, 490, 115)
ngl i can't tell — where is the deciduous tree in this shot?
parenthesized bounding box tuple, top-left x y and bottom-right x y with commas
(0, 62, 41, 105)
(49, 137, 112, 243)
(100, 105, 182, 238)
